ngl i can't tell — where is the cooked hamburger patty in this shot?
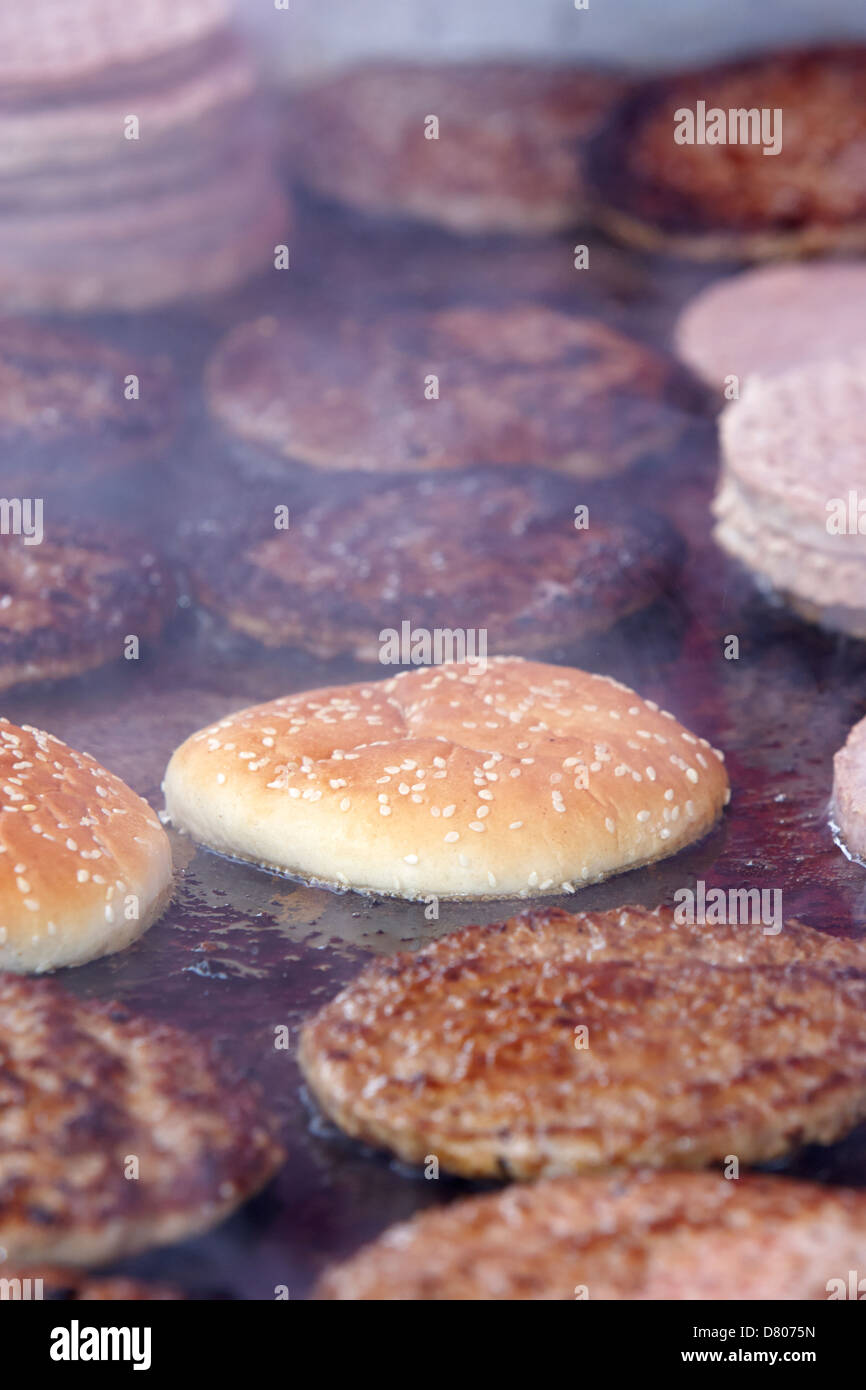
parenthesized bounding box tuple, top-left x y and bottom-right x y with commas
(316, 1170, 866, 1300)
(0, 1269, 181, 1299)
(187, 473, 682, 659)
(0, 319, 177, 489)
(205, 304, 693, 479)
(0, 974, 284, 1265)
(300, 906, 866, 1180)
(586, 47, 866, 260)
(0, 526, 175, 692)
(284, 61, 626, 235)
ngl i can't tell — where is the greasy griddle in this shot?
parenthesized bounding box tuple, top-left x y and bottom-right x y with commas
(8, 189, 866, 1300)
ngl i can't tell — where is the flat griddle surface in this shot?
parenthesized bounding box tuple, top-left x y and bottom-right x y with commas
(8, 193, 866, 1299)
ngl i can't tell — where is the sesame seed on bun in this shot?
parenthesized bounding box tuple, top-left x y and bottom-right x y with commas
(0, 719, 173, 972)
(162, 657, 729, 901)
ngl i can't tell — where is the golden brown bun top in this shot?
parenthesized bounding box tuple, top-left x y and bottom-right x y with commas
(0, 719, 171, 961)
(164, 657, 728, 901)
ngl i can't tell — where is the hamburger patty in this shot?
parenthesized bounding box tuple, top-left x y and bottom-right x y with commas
(0, 319, 178, 489)
(316, 1170, 866, 1300)
(0, 1269, 181, 1300)
(0, 974, 284, 1264)
(300, 906, 866, 1179)
(586, 47, 866, 260)
(0, 525, 175, 693)
(206, 304, 694, 479)
(284, 61, 626, 235)
(187, 472, 681, 659)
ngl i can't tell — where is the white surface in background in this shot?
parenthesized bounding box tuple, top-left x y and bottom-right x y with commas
(235, 0, 866, 79)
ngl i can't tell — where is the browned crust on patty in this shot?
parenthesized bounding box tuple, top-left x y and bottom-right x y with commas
(0, 973, 284, 1265)
(187, 473, 682, 659)
(205, 305, 694, 478)
(585, 47, 866, 260)
(315, 1170, 866, 1300)
(300, 906, 866, 1180)
(0, 1268, 182, 1299)
(0, 526, 176, 693)
(0, 319, 178, 488)
(284, 61, 626, 235)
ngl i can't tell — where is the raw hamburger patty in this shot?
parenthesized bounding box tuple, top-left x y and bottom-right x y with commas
(187, 473, 682, 659)
(712, 358, 866, 637)
(586, 47, 866, 260)
(674, 262, 866, 391)
(0, 973, 284, 1265)
(205, 304, 695, 479)
(299, 906, 866, 1180)
(0, 526, 175, 692)
(832, 711, 866, 861)
(315, 1170, 866, 1300)
(284, 61, 626, 235)
(0, 0, 230, 90)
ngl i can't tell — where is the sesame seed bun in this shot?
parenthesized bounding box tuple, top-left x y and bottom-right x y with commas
(315, 1170, 866, 1300)
(0, 720, 173, 973)
(162, 658, 729, 901)
(301, 906, 866, 1182)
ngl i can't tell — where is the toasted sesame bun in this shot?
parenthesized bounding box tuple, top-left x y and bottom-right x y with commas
(163, 658, 729, 901)
(315, 1170, 866, 1300)
(301, 907, 866, 1181)
(0, 720, 173, 973)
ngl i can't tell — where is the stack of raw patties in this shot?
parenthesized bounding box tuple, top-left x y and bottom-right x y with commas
(0, 0, 289, 311)
(713, 356, 866, 638)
